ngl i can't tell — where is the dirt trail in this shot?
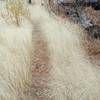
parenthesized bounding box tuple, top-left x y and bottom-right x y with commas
(31, 22, 50, 100)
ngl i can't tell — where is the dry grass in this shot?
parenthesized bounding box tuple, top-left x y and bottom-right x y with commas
(5, 0, 30, 26)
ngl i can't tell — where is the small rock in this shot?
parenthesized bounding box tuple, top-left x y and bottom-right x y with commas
(79, 15, 94, 28)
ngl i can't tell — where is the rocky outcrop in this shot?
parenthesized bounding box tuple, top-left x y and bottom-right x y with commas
(49, 0, 100, 39)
